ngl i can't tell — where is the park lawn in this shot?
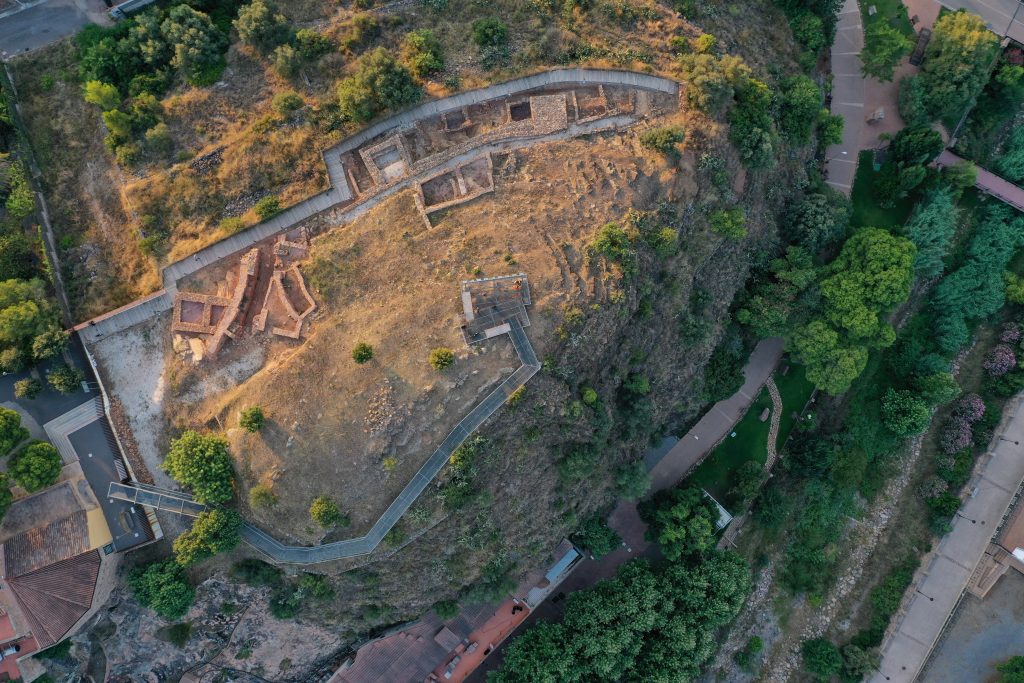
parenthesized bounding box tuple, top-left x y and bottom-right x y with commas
(691, 388, 773, 500)
(691, 364, 816, 501)
(851, 151, 916, 229)
(775, 363, 816, 448)
(860, 0, 915, 37)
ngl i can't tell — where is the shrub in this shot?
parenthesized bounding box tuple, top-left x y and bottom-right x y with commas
(694, 33, 716, 53)
(898, 75, 929, 126)
(162, 431, 236, 504)
(709, 207, 747, 239)
(581, 387, 598, 405)
(352, 342, 374, 364)
(220, 217, 247, 235)
(144, 122, 173, 157)
(639, 126, 686, 155)
(10, 441, 62, 492)
(817, 110, 844, 146)
(272, 91, 304, 115)
(310, 496, 349, 528)
(337, 48, 422, 123)
(984, 344, 1017, 377)
(230, 558, 283, 586)
(129, 560, 195, 619)
(571, 515, 621, 558)
(785, 192, 850, 253)
(429, 347, 455, 370)
(83, 80, 120, 109)
(272, 44, 301, 78)
(591, 222, 634, 266)
(881, 388, 932, 436)
(727, 460, 765, 504)
(13, 378, 41, 400)
(46, 364, 83, 394)
(861, 23, 912, 81)
(299, 572, 335, 599)
(234, 0, 291, 52)
(401, 29, 444, 77)
(434, 599, 459, 619)
(997, 656, 1024, 683)
(779, 75, 822, 144)
(254, 196, 281, 220)
(471, 18, 508, 47)
(239, 406, 265, 432)
(614, 460, 650, 500)
(638, 485, 719, 560)
(295, 29, 333, 60)
(173, 509, 243, 566)
(0, 407, 28, 455)
(248, 483, 277, 508)
(802, 638, 843, 678)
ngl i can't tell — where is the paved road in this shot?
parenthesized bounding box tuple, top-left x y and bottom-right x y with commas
(826, 0, 865, 196)
(0, 0, 108, 58)
(870, 395, 1024, 683)
(646, 337, 786, 491)
(921, 569, 1024, 683)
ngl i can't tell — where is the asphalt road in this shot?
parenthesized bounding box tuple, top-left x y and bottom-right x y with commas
(0, 0, 108, 58)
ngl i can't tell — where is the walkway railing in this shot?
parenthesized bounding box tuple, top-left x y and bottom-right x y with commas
(113, 318, 541, 564)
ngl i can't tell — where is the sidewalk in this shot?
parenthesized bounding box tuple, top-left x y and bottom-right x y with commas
(870, 396, 1024, 683)
(826, 0, 866, 195)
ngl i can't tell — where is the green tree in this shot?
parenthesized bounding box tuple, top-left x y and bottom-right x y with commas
(162, 430, 236, 504)
(905, 187, 956, 278)
(352, 342, 374, 363)
(728, 460, 766, 504)
(572, 515, 621, 558)
(173, 508, 243, 566)
(728, 78, 777, 167)
(429, 346, 455, 370)
(13, 378, 41, 400)
(10, 441, 62, 492)
(401, 29, 444, 77)
(82, 80, 121, 110)
(31, 326, 69, 362)
(310, 495, 348, 528)
(614, 460, 650, 500)
(881, 388, 931, 436)
(239, 406, 264, 432)
(337, 48, 422, 123)
(0, 407, 28, 455)
(129, 559, 196, 619)
(254, 195, 281, 220)
(678, 53, 751, 113)
(709, 207, 747, 239)
(0, 234, 37, 282)
(860, 23, 912, 81)
(919, 10, 1000, 122)
(639, 485, 719, 560)
(791, 319, 869, 395)
(817, 109, 844, 146)
(785, 191, 850, 253)
(842, 644, 880, 681)
(779, 75, 822, 144)
(898, 74, 929, 126)
(234, 0, 290, 52)
(46, 364, 84, 394)
(295, 28, 333, 60)
(161, 5, 227, 83)
(4, 162, 35, 220)
(639, 126, 686, 155)
(995, 128, 1024, 183)
(802, 638, 843, 678)
(471, 17, 508, 47)
(997, 656, 1024, 683)
(434, 599, 460, 619)
(0, 473, 13, 523)
(272, 44, 302, 78)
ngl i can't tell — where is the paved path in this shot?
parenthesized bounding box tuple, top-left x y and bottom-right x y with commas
(0, 0, 109, 58)
(870, 395, 1024, 683)
(76, 68, 678, 344)
(937, 149, 1024, 213)
(646, 337, 786, 492)
(115, 318, 540, 564)
(765, 377, 782, 470)
(826, 0, 866, 196)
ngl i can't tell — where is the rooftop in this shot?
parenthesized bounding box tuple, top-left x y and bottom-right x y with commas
(7, 550, 101, 649)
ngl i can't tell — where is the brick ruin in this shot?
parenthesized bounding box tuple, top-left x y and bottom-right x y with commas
(171, 228, 316, 361)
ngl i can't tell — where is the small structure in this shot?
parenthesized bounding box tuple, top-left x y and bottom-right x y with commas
(970, 494, 1024, 597)
(414, 155, 495, 228)
(460, 274, 532, 345)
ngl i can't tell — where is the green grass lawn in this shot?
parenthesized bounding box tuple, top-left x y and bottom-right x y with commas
(860, 0, 915, 37)
(690, 364, 816, 500)
(850, 150, 916, 229)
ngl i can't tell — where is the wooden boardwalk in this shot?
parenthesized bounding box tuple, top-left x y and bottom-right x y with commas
(938, 150, 1024, 213)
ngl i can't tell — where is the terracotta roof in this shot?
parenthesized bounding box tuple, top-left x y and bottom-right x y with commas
(0, 478, 97, 546)
(334, 604, 496, 682)
(3, 510, 90, 578)
(8, 550, 100, 648)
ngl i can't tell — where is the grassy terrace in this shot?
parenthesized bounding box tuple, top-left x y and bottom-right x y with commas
(850, 150, 916, 228)
(691, 364, 815, 500)
(860, 0, 915, 37)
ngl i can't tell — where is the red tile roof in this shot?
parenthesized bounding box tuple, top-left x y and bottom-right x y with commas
(3, 511, 90, 578)
(7, 550, 100, 648)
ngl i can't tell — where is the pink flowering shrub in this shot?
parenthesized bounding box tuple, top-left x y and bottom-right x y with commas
(984, 344, 1017, 377)
(940, 394, 987, 454)
(1000, 323, 1021, 344)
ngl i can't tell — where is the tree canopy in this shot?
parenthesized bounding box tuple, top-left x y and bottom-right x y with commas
(129, 559, 196, 619)
(9, 441, 62, 492)
(638, 485, 720, 560)
(337, 48, 422, 123)
(918, 10, 1000, 122)
(0, 407, 27, 456)
(904, 187, 957, 278)
(162, 430, 236, 504)
(860, 23, 912, 81)
(173, 508, 243, 566)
